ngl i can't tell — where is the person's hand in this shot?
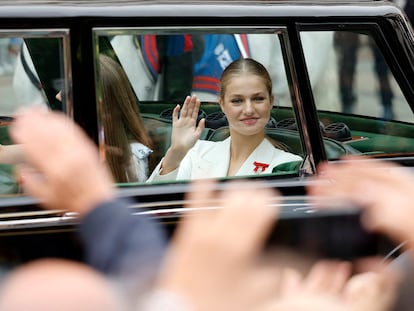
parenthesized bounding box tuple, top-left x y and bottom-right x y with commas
(0, 258, 123, 311)
(307, 157, 414, 246)
(344, 270, 398, 311)
(0, 144, 24, 165)
(9, 107, 115, 215)
(156, 180, 281, 311)
(266, 260, 397, 311)
(268, 261, 351, 311)
(160, 95, 205, 174)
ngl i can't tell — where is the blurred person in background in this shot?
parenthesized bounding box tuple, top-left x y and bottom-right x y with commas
(0, 38, 21, 76)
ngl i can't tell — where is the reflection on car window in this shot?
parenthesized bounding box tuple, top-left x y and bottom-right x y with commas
(0, 32, 69, 196)
(0, 37, 68, 115)
(108, 33, 294, 106)
(302, 30, 414, 160)
(95, 30, 305, 184)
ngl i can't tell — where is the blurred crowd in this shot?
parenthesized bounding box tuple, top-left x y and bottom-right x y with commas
(0, 38, 21, 76)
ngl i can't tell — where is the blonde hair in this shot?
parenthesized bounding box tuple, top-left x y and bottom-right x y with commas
(219, 58, 273, 99)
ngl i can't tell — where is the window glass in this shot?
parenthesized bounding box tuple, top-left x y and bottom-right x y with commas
(301, 30, 414, 160)
(0, 31, 70, 196)
(94, 29, 304, 184)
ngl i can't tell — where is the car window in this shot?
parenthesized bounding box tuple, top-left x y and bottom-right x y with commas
(0, 30, 71, 196)
(93, 29, 305, 184)
(301, 30, 414, 160)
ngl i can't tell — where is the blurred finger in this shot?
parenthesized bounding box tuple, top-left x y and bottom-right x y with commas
(243, 266, 282, 309)
(175, 180, 218, 240)
(304, 260, 351, 295)
(279, 267, 303, 296)
(17, 164, 50, 207)
(345, 271, 398, 311)
(214, 181, 279, 261)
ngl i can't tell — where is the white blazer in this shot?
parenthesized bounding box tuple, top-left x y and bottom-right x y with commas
(147, 137, 302, 182)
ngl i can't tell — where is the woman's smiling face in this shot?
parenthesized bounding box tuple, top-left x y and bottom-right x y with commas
(219, 73, 273, 137)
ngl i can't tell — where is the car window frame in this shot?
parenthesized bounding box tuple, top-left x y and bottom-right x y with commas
(295, 20, 414, 166)
(92, 25, 313, 183)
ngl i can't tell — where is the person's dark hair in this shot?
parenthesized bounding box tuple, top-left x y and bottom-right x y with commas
(219, 58, 273, 99)
(99, 54, 153, 182)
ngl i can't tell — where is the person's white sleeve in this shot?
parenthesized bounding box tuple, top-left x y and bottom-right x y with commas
(146, 147, 195, 182)
(146, 159, 179, 182)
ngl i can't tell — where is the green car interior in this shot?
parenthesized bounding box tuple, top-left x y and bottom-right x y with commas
(0, 17, 414, 194)
(94, 27, 414, 185)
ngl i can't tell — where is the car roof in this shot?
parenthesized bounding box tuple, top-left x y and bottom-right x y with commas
(0, 0, 390, 6)
(0, 0, 385, 3)
(0, 0, 400, 19)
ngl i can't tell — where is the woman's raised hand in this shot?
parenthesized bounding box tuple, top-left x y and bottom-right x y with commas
(160, 95, 205, 175)
(171, 95, 205, 150)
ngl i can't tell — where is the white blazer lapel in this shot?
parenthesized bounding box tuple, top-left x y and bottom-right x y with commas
(192, 138, 231, 179)
(235, 139, 275, 176)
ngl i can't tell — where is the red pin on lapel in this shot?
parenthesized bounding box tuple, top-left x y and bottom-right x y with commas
(253, 161, 269, 173)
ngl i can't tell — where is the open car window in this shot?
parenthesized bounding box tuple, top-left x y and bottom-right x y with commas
(301, 29, 414, 160)
(0, 30, 70, 197)
(93, 28, 306, 185)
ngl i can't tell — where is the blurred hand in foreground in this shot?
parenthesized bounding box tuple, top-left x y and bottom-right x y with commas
(10, 107, 114, 215)
(153, 179, 398, 311)
(156, 180, 280, 311)
(307, 157, 414, 247)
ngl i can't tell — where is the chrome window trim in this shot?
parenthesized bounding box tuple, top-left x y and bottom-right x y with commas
(93, 25, 289, 36)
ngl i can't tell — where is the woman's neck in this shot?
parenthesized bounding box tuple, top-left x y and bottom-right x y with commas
(227, 132, 265, 176)
(230, 131, 265, 156)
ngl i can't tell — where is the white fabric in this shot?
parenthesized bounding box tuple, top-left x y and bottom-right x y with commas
(129, 142, 152, 182)
(111, 35, 158, 101)
(147, 137, 302, 182)
(11, 43, 48, 114)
